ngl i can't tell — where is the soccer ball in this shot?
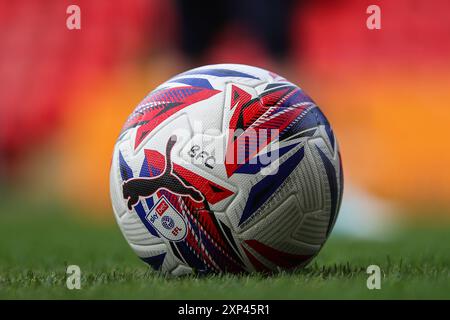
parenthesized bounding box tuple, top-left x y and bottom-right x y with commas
(110, 64, 343, 275)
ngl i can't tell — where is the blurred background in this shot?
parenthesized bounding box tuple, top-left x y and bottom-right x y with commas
(1, 0, 450, 234)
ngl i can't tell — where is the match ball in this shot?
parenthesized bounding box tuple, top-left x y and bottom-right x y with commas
(110, 64, 343, 275)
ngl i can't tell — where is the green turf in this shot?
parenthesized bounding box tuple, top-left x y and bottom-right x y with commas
(0, 201, 449, 299)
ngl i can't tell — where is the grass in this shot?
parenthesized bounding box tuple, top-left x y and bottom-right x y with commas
(0, 200, 449, 299)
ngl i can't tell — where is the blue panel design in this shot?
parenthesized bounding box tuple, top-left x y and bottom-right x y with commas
(239, 147, 305, 226)
(139, 158, 150, 177)
(316, 146, 340, 235)
(235, 142, 300, 174)
(277, 89, 313, 109)
(168, 77, 213, 89)
(140, 253, 166, 270)
(134, 202, 159, 237)
(145, 197, 154, 212)
(138, 159, 155, 209)
(175, 241, 208, 272)
(264, 82, 289, 90)
(181, 68, 259, 79)
(279, 107, 329, 141)
(284, 128, 316, 142)
(325, 125, 335, 151)
(119, 151, 133, 181)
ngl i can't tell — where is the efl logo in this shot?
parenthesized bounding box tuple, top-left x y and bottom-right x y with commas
(146, 196, 187, 241)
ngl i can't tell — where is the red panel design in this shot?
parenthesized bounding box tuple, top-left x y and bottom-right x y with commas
(224, 85, 308, 177)
(244, 239, 312, 269)
(144, 149, 234, 204)
(122, 86, 220, 149)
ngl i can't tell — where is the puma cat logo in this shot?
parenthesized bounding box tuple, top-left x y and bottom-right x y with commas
(122, 135, 204, 210)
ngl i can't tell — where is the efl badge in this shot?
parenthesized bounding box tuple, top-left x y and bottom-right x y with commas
(146, 196, 187, 241)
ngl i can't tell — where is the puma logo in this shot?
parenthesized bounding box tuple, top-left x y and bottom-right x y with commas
(122, 135, 204, 210)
